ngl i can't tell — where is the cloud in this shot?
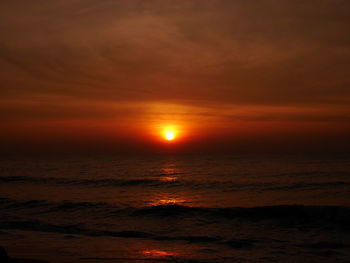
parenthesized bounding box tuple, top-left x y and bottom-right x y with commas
(0, 0, 350, 152)
(1, 0, 349, 103)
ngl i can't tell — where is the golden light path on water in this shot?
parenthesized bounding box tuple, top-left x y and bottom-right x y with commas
(142, 249, 177, 257)
(151, 159, 188, 206)
(140, 160, 185, 260)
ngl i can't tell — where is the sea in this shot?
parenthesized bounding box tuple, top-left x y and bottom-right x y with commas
(0, 154, 350, 263)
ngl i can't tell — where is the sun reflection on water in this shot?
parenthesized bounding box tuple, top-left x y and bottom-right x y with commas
(143, 249, 177, 258)
(160, 176, 177, 182)
(161, 167, 176, 174)
(149, 160, 189, 206)
(159, 161, 183, 182)
(150, 196, 186, 206)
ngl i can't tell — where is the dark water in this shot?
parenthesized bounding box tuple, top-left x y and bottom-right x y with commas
(0, 154, 350, 262)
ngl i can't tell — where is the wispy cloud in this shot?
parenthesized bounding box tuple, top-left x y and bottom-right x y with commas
(1, 0, 350, 152)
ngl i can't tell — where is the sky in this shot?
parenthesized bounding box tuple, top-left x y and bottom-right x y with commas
(1, 0, 350, 154)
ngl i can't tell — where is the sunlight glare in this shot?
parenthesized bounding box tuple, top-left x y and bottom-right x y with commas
(164, 130, 176, 141)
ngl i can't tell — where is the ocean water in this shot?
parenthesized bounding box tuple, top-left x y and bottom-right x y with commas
(0, 154, 350, 263)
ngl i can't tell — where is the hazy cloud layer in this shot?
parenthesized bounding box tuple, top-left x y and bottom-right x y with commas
(1, 0, 350, 151)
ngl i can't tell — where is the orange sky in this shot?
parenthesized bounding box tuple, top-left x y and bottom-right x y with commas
(1, 0, 350, 154)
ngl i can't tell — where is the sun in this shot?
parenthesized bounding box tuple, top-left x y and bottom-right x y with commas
(159, 125, 179, 142)
(164, 130, 176, 141)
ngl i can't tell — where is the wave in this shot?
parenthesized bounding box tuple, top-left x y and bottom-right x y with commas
(0, 197, 117, 212)
(0, 176, 162, 187)
(0, 175, 349, 192)
(132, 204, 350, 227)
(0, 219, 315, 251)
(274, 171, 350, 177)
(1, 197, 349, 227)
(0, 208, 349, 253)
(1, 196, 350, 257)
(0, 220, 153, 238)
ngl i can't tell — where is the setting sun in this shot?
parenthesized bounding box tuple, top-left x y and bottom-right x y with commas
(164, 130, 176, 141)
(156, 124, 182, 142)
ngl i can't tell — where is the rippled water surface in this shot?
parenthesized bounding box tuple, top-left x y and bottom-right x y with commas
(1, 154, 350, 262)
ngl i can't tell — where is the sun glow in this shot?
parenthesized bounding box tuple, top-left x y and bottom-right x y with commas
(162, 126, 178, 141)
(156, 124, 182, 142)
(164, 130, 175, 141)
